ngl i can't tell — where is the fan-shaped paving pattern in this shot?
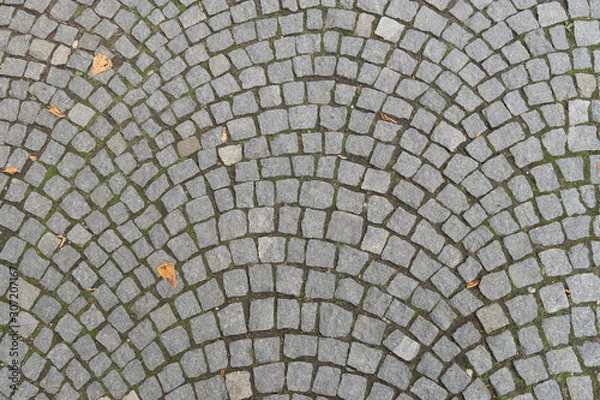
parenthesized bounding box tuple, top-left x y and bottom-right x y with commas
(1, 0, 600, 399)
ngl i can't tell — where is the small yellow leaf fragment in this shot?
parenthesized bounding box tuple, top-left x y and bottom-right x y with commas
(337, 155, 347, 160)
(91, 53, 113, 76)
(56, 235, 66, 248)
(476, 132, 483, 137)
(88, 287, 96, 292)
(565, 289, 572, 297)
(221, 126, 228, 142)
(29, 155, 37, 161)
(2, 166, 18, 175)
(48, 104, 66, 118)
(157, 262, 177, 289)
(380, 112, 397, 124)
(466, 280, 480, 289)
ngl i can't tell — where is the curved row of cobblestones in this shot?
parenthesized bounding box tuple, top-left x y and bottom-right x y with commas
(2, 0, 600, 399)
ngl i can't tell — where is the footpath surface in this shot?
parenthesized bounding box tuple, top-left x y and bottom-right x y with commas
(1, 0, 600, 399)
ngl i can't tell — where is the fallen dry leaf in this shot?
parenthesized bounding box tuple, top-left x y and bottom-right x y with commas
(91, 53, 113, 76)
(380, 112, 397, 124)
(466, 280, 480, 289)
(565, 289, 572, 297)
(157, 262, 177, 289)
(48, 104, 66, 118)
(337, 155, 347, 160)
(88, 287, 96, 292)
(597, 163, 600, 170)
(29, 155, 37, 162)
(476, 132, 483, 137)
(56, 235, 66, 248)
(2, 166, 18, 175)
(220, 369, 225, 377)
(221, 126, 228, 142)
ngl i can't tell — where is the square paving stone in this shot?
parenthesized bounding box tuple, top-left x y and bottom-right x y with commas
(253, 337, 280, 364)
(506, 294, 538, 325)
(312, 365, 341, 397)
(223, 269, 249, 298)
(249, 298, 274, 331)
(195, 376, 227, 400)
(283, 363, 312, 393)
(452, 322, 481, 349)
(225, 371, 252, 400)
(566, 376, 594, 400)
(572, 306, 597, 337)
(441, 363, 471, 394)
(466, 344, 492, 375)
(514, 355, 550, 386)
(566, 273, 600, 303)
(254, 362, 285, 394)
(508, 257, 543, 288)
(377, 355, 411, 391)
(410, 316, 439, 346)
(319, 303, 353, 338)
(539, 283, 570, 313)
(277, 299, 300, 330)
(249, 264, 274, 292)
(542, 315, 571, 346)
(337, 373, 367, 400)
(547, 347, 582, 374)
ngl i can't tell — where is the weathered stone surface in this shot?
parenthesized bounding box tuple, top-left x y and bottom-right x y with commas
(3, 2, 593, 399)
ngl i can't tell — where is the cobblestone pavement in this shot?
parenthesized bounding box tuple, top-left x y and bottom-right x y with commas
(1, 0, 600, 399)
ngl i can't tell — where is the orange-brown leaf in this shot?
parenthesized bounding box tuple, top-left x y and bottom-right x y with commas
(157, 262, 177, 289)
(565, 289, 572, 297)
(29, 155, 37, 161)
(48, 104, 66, 118)
(2, 166, 18, 175)
(466, 280, 480, 289)
(380, 112, 397, 124)
(220, 369, 225, 377)
(597, 163, 600, 170)
(91, 53, 113, 76)
(221, 126, 228, 142)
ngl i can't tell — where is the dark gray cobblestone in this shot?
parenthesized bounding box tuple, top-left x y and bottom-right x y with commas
(0, 0, 599, 399)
